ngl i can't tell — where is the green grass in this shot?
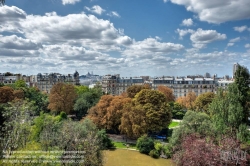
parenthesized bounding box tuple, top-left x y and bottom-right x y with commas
(168, 122, 179, 128)
(104, 149, 175, 166)
(113, 142, 137, 149)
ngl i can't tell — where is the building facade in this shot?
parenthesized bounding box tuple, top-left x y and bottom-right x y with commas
(36, 71, 80, 93)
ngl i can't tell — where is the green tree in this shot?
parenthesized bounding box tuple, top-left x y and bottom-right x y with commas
(136, 135, 155, 154)
(14, 80, 26, 88)
(169, 102, 186, 119)
(234, 64, 250, 124)
(25, 87, 49, 115)
(194, 92, 215, 114)
(169, 111, 213, 148)
(74, 87, 102, 120)
(209, 85, 249, 142)
(1, 100, 36, 153)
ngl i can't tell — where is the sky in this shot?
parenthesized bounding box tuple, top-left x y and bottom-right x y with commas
(0, 0, 250, 77)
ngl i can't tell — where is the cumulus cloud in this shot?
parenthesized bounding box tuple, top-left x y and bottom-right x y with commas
(234, 25, 248, 32)
(84, 5, 105, 15)
(0, 5, 26, 22)
(190, 28, 226, 48)
(181, 18, 193, 26)
(227, 43, 234, 47)
(229, 37, 240, 43)
(107, 11, 120, 18)
(245, 44, 250, 48)
(169, 0, 250, 23)
(0, 35, 42, 50)
(163, 0, 168, 3)
(62, 0, 81, 5)
(227, 37, 240, 47)
(176, 29, 194, 39)
(122, 37, 184, 58)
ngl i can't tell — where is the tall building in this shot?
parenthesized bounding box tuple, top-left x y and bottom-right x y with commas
(233, 63, 239, 78)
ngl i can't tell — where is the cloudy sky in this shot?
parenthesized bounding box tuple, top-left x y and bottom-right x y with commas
(0, 0, 250, 77)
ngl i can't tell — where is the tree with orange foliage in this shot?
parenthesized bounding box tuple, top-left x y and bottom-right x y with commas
(176, 92, 197, 110)
(48, 83, 77, 114)
(87, 95, 114, 128)
(13, 89, 25, 100)
(0, 86, 14, 103)
(87, 95, 132, 133)
(157, 85, 175, 103)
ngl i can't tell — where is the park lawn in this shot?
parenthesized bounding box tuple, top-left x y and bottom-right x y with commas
(113, 142, 137, 149)
(104, 149, 175, 166)
(168, 122, 179, 128)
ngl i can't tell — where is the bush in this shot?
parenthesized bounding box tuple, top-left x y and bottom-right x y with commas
(149, 149, 160, 158)
(136, 135, 154, 154)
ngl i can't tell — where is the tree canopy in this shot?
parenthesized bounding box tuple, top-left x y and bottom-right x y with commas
(120, 89, 172, 138)
(157, 85, 175, 103)
(48, 83, 77, 114)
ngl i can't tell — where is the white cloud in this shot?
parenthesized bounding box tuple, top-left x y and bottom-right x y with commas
(163, 0, 168, 3)
(227, 43, 234, 47)
(122, 37, 184, 58)
(107, 11, 120, 18)
(245, 44, 250, 48)
(170, 0, 250, 23)
(234, 25, 248, 32)
(176, 29, 194, 39)
(190, 28, 226, 48)
(0, 6, 26, 22)
(229, 37, 240, 43)
(181, 18, 193, 26)
(84, 5, 105, 15)
(0, 35, 42, 50)
(62, 0, 81, 5)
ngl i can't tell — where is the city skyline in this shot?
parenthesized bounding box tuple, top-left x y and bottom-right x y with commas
(0, 0, 250, 77)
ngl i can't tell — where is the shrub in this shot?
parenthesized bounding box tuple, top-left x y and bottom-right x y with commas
(149, 149, 160, 158)
(136, 135, 154, 154)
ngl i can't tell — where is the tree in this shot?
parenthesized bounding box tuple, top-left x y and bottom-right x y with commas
(157, 85, 175, 103)
(24, 87, 49, 115)
(74, 87, 102, 120)
(1, 100, 35, 153)
(126, 84, 151, 98)
(48, 83, 77, 114)
(104, 96, 131, 133)
(0, 86, 14, 103)
(120, 89, 172, 138)
(176, 92, 196, 110)
(209, 85, 249, 142)
(136, 135, 155, 154)
(87, 95, 114, 128)
(169, 102, 186, 119)
(173, 134, 249, 166)
(234, 64, 250, 124)
(194, 92, 215, 114)
(14, 80, 26, 88)
(169, 111, 213, 148)
(13, 89, 25, 100)
(75, 85, 89, 95)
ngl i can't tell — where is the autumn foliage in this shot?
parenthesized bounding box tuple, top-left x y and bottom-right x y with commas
(176, 92, 196, 110)
(48, 83, 77, 114)
(157, 85, 175, 103)
(0, 86, 14, 103)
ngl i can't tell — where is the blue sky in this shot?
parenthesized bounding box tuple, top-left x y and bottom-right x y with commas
(0, 0, 250, 77)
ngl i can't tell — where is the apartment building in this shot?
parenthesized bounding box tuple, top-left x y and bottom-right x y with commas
(102, 74, 144, 95)
(36, 71, 80, 93)
(151, 76, 216, 98)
